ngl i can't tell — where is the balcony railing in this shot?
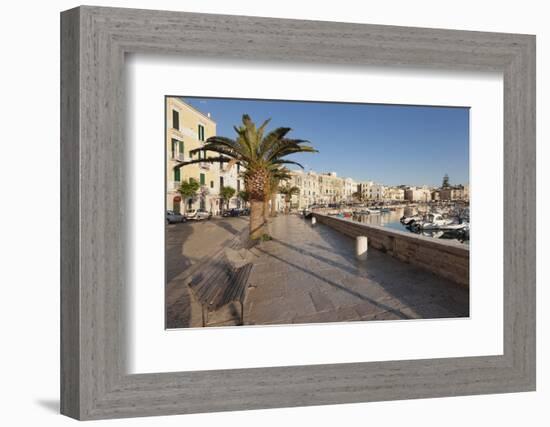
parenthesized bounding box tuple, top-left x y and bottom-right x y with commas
(169, 181, 181, 190)
(199, 162, 211, 170)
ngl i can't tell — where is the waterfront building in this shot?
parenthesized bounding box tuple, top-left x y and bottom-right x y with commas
(318, 172, 345, 204)
(440, 184, 469, 201)
(166, 97, 242, 215)
(384, 187, 405, 201)
(404, 186, 431, 202)
(344, 177, 359, 203)
(287, 170, 359, 209)
(289, 170, 320, 209)
(359, 181, 386, 201)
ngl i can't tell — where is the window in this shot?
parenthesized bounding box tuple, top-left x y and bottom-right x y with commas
(178, 141, 184, 158)
(198, 124, 205, 141)
(210, 181, 214, 189)
(172, 110, 179, 130)
(174, 168, 180, 182)
(171, 139, 177, 159)
(200, 173, 205, 186)
(219, 176, 224, 188)
(237, 180, 241, 192)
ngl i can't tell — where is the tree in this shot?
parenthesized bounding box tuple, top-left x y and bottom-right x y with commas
(442, 173, 450, 188)
(278, 184, 300, 214)
(220, 186, 236, 211)
(175, 115, 317, 239)
(177, 178, 200, 213)
(238, 190, 250, 207)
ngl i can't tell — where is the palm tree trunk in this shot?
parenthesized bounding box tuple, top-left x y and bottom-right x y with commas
(270, 193, 277, 217)
(249, 199, 265, 240)
(263, 199, 270, 223)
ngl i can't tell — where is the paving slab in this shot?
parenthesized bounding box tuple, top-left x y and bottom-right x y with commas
(245, 215, 468, 326)
(166, 214, 469, 328)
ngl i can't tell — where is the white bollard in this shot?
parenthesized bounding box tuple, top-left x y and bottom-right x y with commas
(311, 216, 316, 225)
(356, 236, 368, 260)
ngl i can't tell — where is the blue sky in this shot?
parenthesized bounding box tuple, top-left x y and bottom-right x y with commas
(181, 97, 469, 187)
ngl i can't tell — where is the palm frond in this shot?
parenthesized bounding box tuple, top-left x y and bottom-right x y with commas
(173, 156, 232, 170)
(203, 136, 243, 154)
(256, 118, 271, 142)
(266, 146, 318, 163)
(190, 143, 242, 159)
(271, 159, 306, 169)
(259, 127, 292, 156)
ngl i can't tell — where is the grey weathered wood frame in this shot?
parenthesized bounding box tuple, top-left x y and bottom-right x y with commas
(61, 5, 536, 420)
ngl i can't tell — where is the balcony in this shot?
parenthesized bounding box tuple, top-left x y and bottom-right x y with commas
(199, 162, 211, 170)
(169, 181, 181, 191)
(170, 153, 185, 162)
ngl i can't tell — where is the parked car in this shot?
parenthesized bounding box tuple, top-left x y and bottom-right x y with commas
(185, 209, 212, 220)
(222, 208, 241, 217)
(166, 210, 186, 224)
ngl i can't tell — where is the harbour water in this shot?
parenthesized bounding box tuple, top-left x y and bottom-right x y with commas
(350, 206, 469, 244)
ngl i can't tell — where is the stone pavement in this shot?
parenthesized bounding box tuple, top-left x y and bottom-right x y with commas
(243, 215, 469, 325)
(165, 217, 249, 329)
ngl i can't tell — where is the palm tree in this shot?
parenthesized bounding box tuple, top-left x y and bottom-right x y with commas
(175, 115, 317, 239)
(278, 184, 300, 214)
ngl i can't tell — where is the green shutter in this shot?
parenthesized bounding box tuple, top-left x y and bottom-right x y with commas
(178, 141, 184, 157)
(200, 173, 205, 185)
(171, 139, 177, 158)
(174, 168, 180, 182)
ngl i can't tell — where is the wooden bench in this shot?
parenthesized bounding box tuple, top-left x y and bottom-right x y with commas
(187, 250, 254, 326)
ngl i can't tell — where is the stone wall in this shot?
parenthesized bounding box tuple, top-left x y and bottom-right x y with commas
(313, 213, 469, 287)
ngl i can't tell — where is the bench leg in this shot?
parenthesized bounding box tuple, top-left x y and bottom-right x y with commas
(240, 301, 244, 326)
(202, 305, 208, 327)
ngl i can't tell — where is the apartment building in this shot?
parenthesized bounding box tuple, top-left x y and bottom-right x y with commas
(404, 186, 432, 202)
(440, 184, 469, 201)
(166, 97, 243, 214)
(289, 170, 320, 209)
(318, 172, 345, 204)
(384, 187, 405, 201)
(359, 181, 386, 201)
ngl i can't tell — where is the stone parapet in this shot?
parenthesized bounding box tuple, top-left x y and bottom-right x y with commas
(313, 213, 469, 287)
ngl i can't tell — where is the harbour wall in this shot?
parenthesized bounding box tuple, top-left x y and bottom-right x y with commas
(312, 213, 469, 287)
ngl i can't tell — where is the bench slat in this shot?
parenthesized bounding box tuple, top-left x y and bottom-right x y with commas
(185, 230, 254, 325)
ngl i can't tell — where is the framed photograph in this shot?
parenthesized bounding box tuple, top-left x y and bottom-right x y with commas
(61, 6, 536, 420)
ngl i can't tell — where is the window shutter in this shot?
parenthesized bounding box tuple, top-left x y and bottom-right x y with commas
(172, 110, 179, 130)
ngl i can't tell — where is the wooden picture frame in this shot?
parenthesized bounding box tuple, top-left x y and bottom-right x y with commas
(60, 6, 536, 420)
